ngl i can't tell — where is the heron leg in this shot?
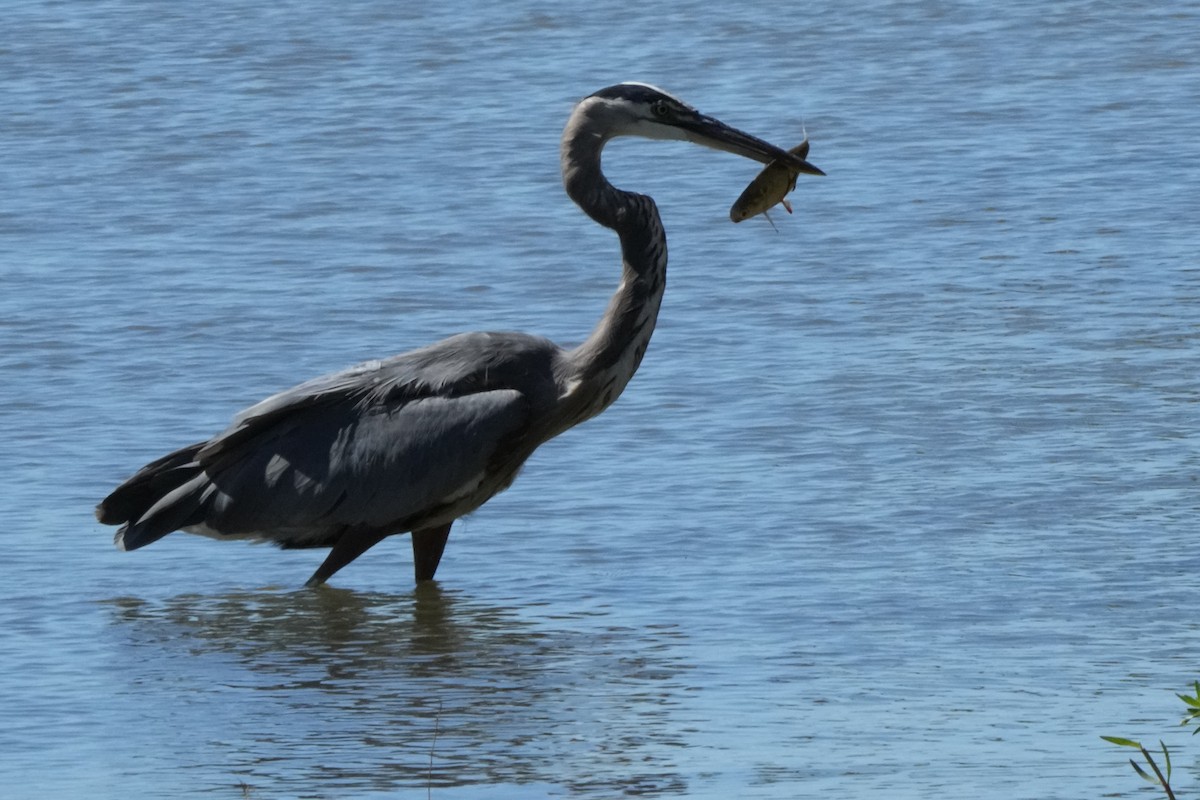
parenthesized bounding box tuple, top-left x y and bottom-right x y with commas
(411, 522, 452, 582)
(304, 528, 390, 587)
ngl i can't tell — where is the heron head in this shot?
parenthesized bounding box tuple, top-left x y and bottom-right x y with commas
(581, 83, 824, 174)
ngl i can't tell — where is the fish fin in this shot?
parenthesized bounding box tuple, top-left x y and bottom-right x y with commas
(782, 199, 793, 214)
(763, 209, 778, 232)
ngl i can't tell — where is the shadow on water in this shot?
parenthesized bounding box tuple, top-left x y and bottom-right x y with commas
(102, 584, 693, 797)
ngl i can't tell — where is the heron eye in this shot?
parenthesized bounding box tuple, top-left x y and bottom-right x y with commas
(651, 100, 670, 118)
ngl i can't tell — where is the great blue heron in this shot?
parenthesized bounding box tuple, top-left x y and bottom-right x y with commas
(96, 83, 824, 586)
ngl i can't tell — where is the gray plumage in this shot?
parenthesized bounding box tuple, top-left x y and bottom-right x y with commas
(96, 83, 823, 586)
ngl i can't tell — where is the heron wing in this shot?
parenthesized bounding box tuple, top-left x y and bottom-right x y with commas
(204, 331, 557, 459)
(195, 387, 531, 539)
(114, 331, 561, 549)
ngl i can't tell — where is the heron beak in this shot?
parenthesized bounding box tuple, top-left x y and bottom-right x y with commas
(682, 113, 825, 175)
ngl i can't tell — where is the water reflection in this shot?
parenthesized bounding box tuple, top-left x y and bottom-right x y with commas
(104, 585, 694, 797)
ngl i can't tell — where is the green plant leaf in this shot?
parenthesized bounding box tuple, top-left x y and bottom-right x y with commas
(1102, 736, 1142, 748)
(1177, 693, 1200, 708)
(1130, 759, 1157, 785)
(1160, 740, 1171, 781)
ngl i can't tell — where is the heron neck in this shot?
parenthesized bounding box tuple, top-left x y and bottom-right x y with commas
(559, 134, 667, 422)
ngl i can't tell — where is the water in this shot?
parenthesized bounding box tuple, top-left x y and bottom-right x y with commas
(2, 0, 1198, 797)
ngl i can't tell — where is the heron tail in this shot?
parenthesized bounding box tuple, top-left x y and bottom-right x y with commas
(96, 442, 210, 550)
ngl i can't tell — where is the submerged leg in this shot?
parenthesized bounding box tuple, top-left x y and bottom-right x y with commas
(305, 528, 390, 587)
(411, 522, 452, 582)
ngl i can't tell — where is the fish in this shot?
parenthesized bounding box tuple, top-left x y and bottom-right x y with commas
(729, 140, 814, 228)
